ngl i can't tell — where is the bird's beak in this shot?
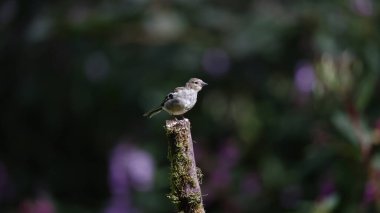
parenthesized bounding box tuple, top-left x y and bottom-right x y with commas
(201, 82, 208, 86)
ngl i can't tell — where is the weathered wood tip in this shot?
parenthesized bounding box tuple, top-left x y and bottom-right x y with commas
(165, 118, 190, 130)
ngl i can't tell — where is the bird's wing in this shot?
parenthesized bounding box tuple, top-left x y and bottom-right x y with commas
(160, 92, 174, 106)
(160, 87, 186, 106)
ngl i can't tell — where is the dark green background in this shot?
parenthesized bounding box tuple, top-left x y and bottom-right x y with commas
(1, 0, 380, 212)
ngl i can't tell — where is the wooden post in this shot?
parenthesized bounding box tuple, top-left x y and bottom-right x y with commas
(165, 118, 205, 213)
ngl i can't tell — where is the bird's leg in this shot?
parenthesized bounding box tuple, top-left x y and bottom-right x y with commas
(173, 115, 185, 120)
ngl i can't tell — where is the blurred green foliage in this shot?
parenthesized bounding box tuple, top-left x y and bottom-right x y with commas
(1, 0, 380, 212)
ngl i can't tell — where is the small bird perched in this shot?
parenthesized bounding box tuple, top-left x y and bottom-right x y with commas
(143, 78, 207, 118)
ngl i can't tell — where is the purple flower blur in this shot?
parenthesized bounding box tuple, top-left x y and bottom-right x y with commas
(109, 142, 154, 194)
(125, 146, 155, 191)
(202, 48, 230, 77)
(241, 172, 261, 197)
(203, 140, 240, 202)
(0, 162, 13, 202)
(352, 0, 373, 16)
(106, 141, 155, 213)
(105, 196, 138, 213)
(217, 140, 240, 169)
(362, 182, 376, 205)
(19, 193, 55, 213)
(0, 0, 17, 26)
(318, 176, 336, 200)
(294, 61, 315, 94)
(109, 143, 130, 196)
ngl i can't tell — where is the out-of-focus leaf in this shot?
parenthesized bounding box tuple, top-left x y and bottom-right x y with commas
(312, 194, 339, 213)
(332, 112, 372, 148)
(260, 156, 288, 188)
(332, 112, 357, 145)
(355, 73, 377, 111)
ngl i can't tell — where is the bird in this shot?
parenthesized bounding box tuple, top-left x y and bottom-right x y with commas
(143, 78, 207, 118)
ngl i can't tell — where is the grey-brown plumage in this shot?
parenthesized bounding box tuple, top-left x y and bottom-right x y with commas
(143, 78, 207, 118)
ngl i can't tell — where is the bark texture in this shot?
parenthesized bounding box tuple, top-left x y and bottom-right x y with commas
(165, 118, 205, 213)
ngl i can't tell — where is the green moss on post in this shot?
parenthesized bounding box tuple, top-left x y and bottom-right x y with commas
(165, 118, 205, 213)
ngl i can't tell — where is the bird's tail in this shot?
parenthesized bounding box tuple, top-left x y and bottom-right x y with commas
(143, 107, 162, 118)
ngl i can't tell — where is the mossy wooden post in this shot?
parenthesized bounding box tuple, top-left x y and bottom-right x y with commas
(165, 118, 205, 213)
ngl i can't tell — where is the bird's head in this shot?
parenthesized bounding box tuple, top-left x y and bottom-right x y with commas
(186, 78, 207, 91)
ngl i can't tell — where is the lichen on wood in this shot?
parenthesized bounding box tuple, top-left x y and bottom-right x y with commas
(165, 118, 205, 213)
